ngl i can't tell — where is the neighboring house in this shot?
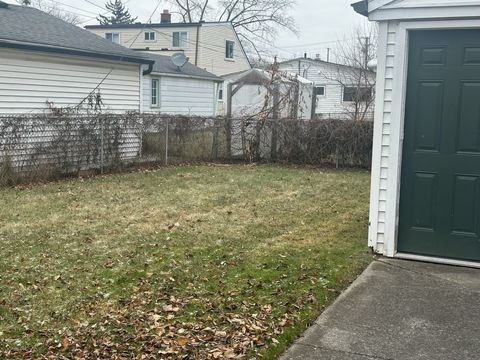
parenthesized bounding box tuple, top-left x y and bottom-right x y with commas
(143, 54, 222, 116)
(85, 11, 252, 77)
(221, 68, 314, 119)
(354, 0, 480, 267)
(278, 57, 376, 121)
(0, 1, 153, 114)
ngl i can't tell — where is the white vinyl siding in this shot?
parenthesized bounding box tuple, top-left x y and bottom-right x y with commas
(142, 74, 216, 116)
(278, 60, 375, 119)
(88, 26, 199, 60)
(87, 23, 251, 77)
(368, 20, 398, 255)
(196, 24, 251, 76)
(0, 48, 141, 114)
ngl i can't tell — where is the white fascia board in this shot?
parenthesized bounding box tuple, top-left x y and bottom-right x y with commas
(368, 0, 398, 12)
(370, 6, 480, 21)
(150, 72, 221, 82)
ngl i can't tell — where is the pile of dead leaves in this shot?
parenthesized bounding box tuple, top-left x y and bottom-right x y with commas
(1, 282, 303, 359)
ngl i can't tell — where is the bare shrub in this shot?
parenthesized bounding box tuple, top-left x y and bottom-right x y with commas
(0, 113, 372, 187)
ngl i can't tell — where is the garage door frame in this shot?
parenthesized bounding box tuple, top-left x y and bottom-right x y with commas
(381, 19, 480, 268)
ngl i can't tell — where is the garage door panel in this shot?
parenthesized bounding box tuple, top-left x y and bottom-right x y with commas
(411, 172, 438, 231)
(464, 47, 480, 65)
(414, 82, 444, 152)
(421, 47, 446, 66)
(399, 29, 480, 262)
(451, 175, 479, 236)
(456, 82, 480, 153)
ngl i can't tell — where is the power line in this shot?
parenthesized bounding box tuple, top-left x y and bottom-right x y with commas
(81, 0, 106, 11)
(72, 0, 162, 109)
(44, 0, 99, 16)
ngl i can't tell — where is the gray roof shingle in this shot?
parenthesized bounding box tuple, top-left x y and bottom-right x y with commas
(148, 53, 222, 81)
(0, 2, 151, 64)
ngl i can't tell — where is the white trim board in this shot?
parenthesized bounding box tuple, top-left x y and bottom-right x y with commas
(370, 6, 480, 21)
(368, 21, 388, 249)
(384, 19, 480, 262)
(395, 253, 480, 270)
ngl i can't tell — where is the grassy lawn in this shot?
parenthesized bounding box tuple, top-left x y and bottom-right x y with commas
(0, 165, 372, 359)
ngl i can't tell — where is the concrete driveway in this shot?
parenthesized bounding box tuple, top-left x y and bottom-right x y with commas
(280, 259, 480, 360)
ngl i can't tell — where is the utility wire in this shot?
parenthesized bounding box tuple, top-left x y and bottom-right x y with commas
(81, 0, 107, 11)
(72, 0, 162, 109)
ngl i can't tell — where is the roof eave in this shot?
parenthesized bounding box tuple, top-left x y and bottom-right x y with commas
(351, 0, 368, 16)
(0, 39, 153, 65)
(150, 71, 222, 82)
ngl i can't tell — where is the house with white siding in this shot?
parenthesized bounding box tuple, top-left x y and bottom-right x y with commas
(278, 57, 376, 121)
(85, 11, 252, 78)
(0, 1, 153, 114)
(221, 68, 314, 119)
(143, 54, 222, 116)
(354, 0, 480, 267)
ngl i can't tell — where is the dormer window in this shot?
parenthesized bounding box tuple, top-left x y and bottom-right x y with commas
(145, 31, 156, 41)
(105, 32, 120, 44)
(172, 32, 188, 48)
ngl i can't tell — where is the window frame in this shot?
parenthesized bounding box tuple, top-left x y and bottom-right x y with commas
(172, 31, 188, 48)
(342, 86, 373, 103)
(314, 86, 326, 97)
(144, 31, 156, 42)
(105, 32, 120, 44)
(217, 84, 224, 101)
(151, 78, 160, 107)
(225, 40, 235, 60)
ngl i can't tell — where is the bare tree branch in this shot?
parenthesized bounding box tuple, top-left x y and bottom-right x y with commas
(169, 0, 297, 61)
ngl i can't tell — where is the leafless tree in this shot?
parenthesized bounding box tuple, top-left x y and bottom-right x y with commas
(168, 0, 297, 59)
(319, 24, 378, 121)
(23, 0, 81, 25)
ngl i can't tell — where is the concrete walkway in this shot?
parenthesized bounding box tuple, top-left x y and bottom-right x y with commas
(280, 259, 480, 360)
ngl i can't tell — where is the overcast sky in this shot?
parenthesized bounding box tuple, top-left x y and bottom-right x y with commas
(6, 0, 369, 61)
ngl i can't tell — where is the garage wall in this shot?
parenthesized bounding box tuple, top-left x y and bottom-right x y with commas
(0, 48, 141, 114)
(369, 20, 399, 255)
(142, 74, 216, 116)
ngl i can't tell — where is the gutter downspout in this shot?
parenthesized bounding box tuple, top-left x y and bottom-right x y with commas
(143, 62, 154, 76)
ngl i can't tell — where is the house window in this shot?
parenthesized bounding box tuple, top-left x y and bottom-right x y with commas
(343, 86, 372, 102)
(105, 32, 120, 44)
(151, 79, 159, 107)
(314, 86, 326, 96)
(144, 31, 156, 41)
(172, 32, 188, 48)
(218, 84, 224, 101)
(226, 40, 235, 59)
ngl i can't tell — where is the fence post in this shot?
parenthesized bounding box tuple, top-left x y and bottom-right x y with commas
(165, 118, 169, 166)
(226, 83, 233, 159)
(335, 145, 339, 169)
(211, 117, 219, 160)
(100, 115, 104, 174)
(271, 83, 280, 161)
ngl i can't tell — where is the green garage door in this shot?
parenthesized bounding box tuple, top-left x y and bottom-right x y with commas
(398, 30, 480, 262)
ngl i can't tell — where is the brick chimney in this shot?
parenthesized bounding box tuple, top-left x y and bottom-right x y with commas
(161, 10, 171, 24)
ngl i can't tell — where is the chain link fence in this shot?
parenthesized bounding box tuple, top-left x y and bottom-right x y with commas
(0, 113, 373, 186)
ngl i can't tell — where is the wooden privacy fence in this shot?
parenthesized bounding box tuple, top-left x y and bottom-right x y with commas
(0, 113, 373, 186)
